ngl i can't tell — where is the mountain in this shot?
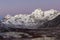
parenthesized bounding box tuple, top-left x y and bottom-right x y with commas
(0, 8, 60, 29)
(38, 15, 60, 28)
(0, 9, 60, 39)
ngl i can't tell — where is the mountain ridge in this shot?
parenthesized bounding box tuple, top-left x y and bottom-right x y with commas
(0, 9, 60, 29)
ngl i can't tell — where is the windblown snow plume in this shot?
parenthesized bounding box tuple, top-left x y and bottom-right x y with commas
(2, 9, 60, 29)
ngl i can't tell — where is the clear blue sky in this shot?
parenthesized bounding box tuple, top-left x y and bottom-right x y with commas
(0, 0, 60, 16)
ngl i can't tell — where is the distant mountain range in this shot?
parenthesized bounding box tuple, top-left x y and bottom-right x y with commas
(0, 9, 60, 29)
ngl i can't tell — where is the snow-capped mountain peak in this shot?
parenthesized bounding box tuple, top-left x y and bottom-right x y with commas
(2, 9, 60, 29)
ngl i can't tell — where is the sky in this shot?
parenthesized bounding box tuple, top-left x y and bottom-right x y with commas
(0, 0, 60, 17)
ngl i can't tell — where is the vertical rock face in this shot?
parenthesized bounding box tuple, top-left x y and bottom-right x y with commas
(1, 8, 60, 29)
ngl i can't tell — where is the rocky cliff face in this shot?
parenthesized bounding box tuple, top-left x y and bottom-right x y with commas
(38, 15, 60, 28)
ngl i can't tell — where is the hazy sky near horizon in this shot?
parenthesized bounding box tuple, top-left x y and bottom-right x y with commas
(0, 0, 60, 16)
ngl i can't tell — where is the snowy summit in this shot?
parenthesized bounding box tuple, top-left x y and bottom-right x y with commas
(2, 9, 60, 29)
